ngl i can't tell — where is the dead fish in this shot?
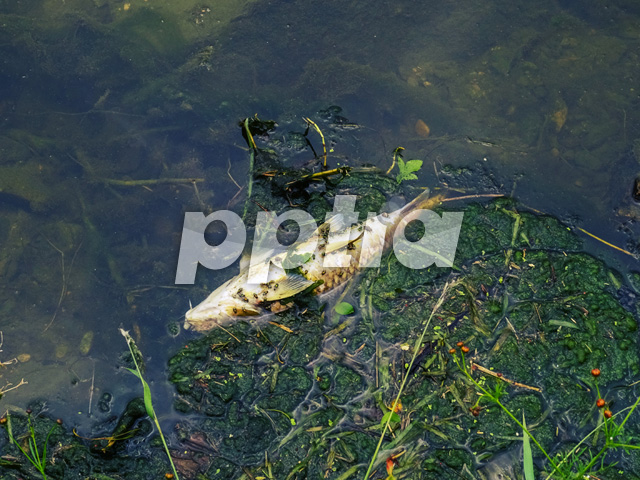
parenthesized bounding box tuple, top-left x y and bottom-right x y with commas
(185, 189, 443, 332)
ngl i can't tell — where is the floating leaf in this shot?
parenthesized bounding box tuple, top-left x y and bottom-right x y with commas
(548, 319, 579, 329)
(396, 158, 423, 184)
(381, 411, 401, 424)
(334, 302, 354, 315)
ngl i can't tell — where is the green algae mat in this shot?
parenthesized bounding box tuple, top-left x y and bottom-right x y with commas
(2, 121, 640, 480)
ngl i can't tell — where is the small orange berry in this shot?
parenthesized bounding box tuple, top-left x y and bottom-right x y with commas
(449, 348, 456, 354)
(0, 417, 6, 425)
(461, 346, 470, 353)
(386, 457, 395, 475)
(603, 410, 612, 419)
(165, 474, 175, 480)
(456, 341, 464, 347)
(591, 368, 601, 377)
(596, 399, 605, 408)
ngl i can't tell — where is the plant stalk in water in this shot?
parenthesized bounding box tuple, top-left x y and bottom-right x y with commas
(364, 281, 451, 479)
(3, 412, 57, 480)
(120, 328, 180, 480)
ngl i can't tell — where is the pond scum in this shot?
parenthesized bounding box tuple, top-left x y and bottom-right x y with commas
(2, 119, 640, 479)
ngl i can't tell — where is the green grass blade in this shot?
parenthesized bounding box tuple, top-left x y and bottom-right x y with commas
(125, 367, 155, 420)
(523, 413, 535, 480)
(120, 328, 179, 480)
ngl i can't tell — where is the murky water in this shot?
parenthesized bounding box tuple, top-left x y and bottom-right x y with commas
(1, 0, 639, 477)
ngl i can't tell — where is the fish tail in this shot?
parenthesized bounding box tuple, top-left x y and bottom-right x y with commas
(399, 188, 442, 215)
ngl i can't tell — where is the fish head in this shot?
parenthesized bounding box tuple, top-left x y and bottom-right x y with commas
(184, 292, 261, 333)
(184, 301, 228, 332)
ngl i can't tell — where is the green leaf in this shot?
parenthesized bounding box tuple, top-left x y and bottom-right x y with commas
(283, 252, 312, 268)
(381, 411, 401, 424)
(334, 302, 354, 315)
(548, 319, 579, 329)
(404, 159, 423, 173)
(522, 413, 535, 480)
(396, 158, 423, 183)
(126, 367, 156, 420)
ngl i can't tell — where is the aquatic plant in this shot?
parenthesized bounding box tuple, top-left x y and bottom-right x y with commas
(451, 346, 640, 479)
(364, 281, 451, 479)
(0, 411, 58, 480)
(385, 147, 423, 184)
(120, 328, 180, 480)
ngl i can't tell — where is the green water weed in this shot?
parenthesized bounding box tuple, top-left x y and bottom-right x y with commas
(452, 347, 640, 479)
(120, 328, 180, 480)
(1, 411, 57, 480)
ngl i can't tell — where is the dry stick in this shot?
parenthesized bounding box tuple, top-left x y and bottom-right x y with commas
(441, 193, 504, 202)
(241, 118, 257, 222)
(576, 226, 637, 258)
(520, 201, 636, 258)
(227, 156, 242, 190)
(215, 324, 241, 344)
(386, 147, 404, 175)
(0, 332, 17, 368)
(88, 362, 95, 416)
(227, 156, 245, 209)
(43, 240, 83, 332)
(0, 378, 28, 395)
(191, 180, 207, 213)
(471, 362, 541, 392)
(285, 166, 379, 187)
(364, 281, 451, 479)
(100, 177, 204, 187)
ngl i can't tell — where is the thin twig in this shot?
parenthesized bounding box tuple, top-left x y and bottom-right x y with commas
(241, 118, 257, 222)
(471, 362, 541, 392)
(364, 281, 452, 479)
(304, 117, 327, 167)
(0, 378, 28, 395)
(43, 239, 83, 332)
(441, 193, 504, 202)
(88, 362, 95, 416)
(100, 177, 204, 187)
(227, 157, 242, 190)
(386, 147, 403, 175)
(576, 227, 637, 258)
(0, 332, 17, 368)
(215, 324, 241, 343)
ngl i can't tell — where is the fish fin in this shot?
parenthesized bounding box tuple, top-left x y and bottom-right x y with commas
(319, 213, 363, 254)
(264, 274, 315, 301)
(321, 213, 348, 233)
(225, 304, 261, 316)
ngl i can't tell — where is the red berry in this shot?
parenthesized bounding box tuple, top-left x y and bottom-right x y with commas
(596, 399, 605, 408)
(449, 348, 456, 354)
(603, 410, 612, 419)
(591, 368, 601, 377)
(461, 346, 470, 354)
(456, 341, 464, 347)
